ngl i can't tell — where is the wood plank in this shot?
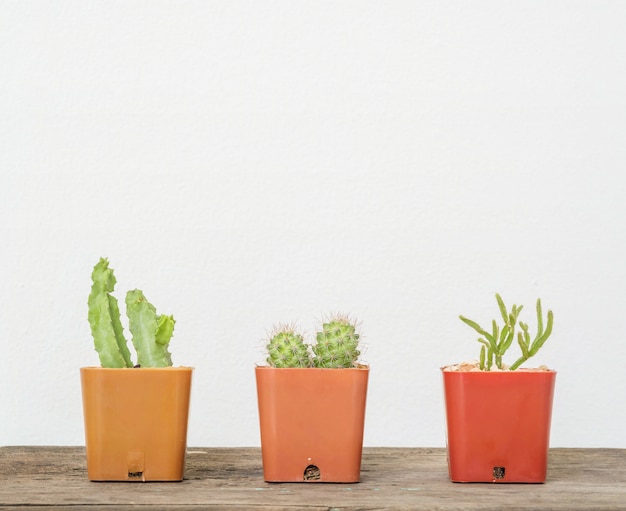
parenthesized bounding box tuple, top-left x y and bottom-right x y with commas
(0, 447, 625, 510)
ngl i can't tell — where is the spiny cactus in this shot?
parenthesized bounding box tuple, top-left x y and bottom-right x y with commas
(312, 315, 361, 368)
(266, 325, 312, 368)
(87, 258, 176, 368)
(460, 293, 553, 371)
(264, 315, 363, 368)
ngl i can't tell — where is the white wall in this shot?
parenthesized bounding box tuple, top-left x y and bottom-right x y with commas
(1, 1, 625, 448)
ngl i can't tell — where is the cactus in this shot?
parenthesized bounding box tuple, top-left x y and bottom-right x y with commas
(264, 314, 363, 368)
(266, 325, 312, 368)
(312, 315, 361, 368)
(460, 293, 553, 371)
(88, 258, 133, 368)
(87, 258, 176, 368)
(126, 289, 175, 368)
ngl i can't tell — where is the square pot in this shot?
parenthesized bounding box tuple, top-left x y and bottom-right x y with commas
(255, 366, 369, 482)
(80, 366, 193, 481)
(442, 368, 556, 483)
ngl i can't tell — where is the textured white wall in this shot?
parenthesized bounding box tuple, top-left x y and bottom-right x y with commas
(1, 1, 625, 448)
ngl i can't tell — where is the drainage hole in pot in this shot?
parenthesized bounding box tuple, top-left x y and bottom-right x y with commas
(493, 467, 505, 480)
(304, 465, 321, 481)
(128, 471, 143, 479)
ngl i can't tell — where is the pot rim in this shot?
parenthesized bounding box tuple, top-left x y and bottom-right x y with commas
(441, 365, 556, 374)
(80, 366, 194, 371)
(255, 365, 369, 371)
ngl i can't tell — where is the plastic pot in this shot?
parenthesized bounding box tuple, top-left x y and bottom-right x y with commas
(442, 368, 556, 483)
(80, 366, 193, 481)
(255, 366, 369, 483)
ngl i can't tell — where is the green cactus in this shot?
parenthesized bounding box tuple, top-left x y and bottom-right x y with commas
(460, 293, 553, 371)
(87, 258, 176, 368)
(88, 258, 133, 368)
(264, 314, 363, 369)
(266, 325, 312, 368)
(312, 315, 361, 368)
(126, 289, 175, 368)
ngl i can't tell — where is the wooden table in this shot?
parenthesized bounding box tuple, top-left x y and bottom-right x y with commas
(1, 447, 625, 510)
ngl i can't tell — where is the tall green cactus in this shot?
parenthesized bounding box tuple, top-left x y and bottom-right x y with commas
(460, 293, 553, 371)
(312, 315, 361, 368)
(88, 258, 133, 368)
(87, 258, 176, 368)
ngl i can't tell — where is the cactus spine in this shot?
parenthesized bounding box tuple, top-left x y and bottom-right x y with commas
(312, 315, 360, 368)
(266, 325, 312, 368)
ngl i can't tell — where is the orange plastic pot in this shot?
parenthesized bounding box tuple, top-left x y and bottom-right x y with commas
(255, 366, 369, 483)
(442, 368, 556, 483)
(80, 366, 193, 481)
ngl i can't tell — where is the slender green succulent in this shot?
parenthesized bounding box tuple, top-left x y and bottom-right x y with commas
(266, 325, 312, 368)
(87, 258, 133, 368)
(459, 293, 553, 371)
(88, 258, 176, 368)
(264, 314, 362, 369)
(312, 315, 361, 368)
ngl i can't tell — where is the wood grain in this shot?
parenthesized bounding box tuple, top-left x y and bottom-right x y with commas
(1, 447, 625, 510)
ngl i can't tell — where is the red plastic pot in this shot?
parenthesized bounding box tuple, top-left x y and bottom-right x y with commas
(81, 367, 193, 481)
(442, 368, 556, 483)
(255, 366, 369, 483)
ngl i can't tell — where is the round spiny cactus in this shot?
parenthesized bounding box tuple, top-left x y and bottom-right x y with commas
(312, 315, 360, 368)
(266, 325, 312, 368)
